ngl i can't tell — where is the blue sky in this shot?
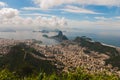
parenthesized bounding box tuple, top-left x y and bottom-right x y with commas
(1, 0, 120, 19)
(0, 0, 33, 9)
(0, 0, 120, 30)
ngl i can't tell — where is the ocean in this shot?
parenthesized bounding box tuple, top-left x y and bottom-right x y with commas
(65, 29, 120, 47)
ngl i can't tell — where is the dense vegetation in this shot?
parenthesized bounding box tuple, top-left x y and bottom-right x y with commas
(0, 43, 57, 77)
(106, 56, 120, 68)
(0, 68, 119, 80)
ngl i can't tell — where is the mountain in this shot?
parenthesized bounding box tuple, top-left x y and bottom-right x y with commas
(0, 43, 58, 77)
(74, 36, 120, 56)
(42, 31, 68, 42)
(73, 36, 120, 69)
(0, 37, 120, 78)
(51, 31, 68, 42)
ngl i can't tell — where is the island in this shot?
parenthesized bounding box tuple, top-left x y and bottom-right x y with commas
(42, 31, 68, 42)
(33, 30, 49, 33)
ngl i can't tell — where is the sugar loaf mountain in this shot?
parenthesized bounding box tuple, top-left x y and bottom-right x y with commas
(43, 31, 68, 42)
(0, 31, 120, 79)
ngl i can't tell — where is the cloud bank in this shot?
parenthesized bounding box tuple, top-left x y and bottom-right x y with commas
(0, 8, 19, 19)
(0, 2, 67, 28)
(0, 14, 67, 28)
(0, 2, 7, 7)
(33, 0, 120, 9)
(63, 5, 99, 14)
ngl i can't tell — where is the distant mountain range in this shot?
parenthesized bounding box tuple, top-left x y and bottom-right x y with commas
(0, 29, 16, 32)
(33, 29, 66, 33)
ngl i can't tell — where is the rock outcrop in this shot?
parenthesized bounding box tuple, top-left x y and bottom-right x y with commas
(51, 31, 68, 42)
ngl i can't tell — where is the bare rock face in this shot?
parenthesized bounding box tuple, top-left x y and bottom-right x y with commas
(42, 31, 68, 42)
(51, 31, 68, 42)
(58, 31, 63, 37)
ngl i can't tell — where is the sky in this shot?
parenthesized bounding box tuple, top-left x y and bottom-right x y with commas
(0, 0, 120, 30)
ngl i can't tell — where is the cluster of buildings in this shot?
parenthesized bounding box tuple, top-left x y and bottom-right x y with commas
(0, 38, 120, 76)
(0, 38, 33, 55)
(30, 41, 120, 76)
(0, 39, 19, 54)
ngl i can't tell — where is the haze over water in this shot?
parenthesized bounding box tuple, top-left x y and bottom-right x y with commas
(0, 29, 120, 47)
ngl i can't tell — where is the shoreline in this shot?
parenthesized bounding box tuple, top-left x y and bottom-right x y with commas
(101, 42, 120, 49)
(0, 37, 120, 49)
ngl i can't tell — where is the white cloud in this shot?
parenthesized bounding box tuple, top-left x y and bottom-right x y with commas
(63, 5, 99, 14)
(21, 5, 99, 14)
(68, 19, 120, 30)
(115, 16, 120, 19)
(0, 2, 7, 7)
(33, 16, 67, 27)
(22, 7, 42, 11)
(21, 7, 58, 11)
(95, 16, 120, 21)
(0, 8, 19, 19)
(94, 17, 112, 20)
(33, 0, 120, 9)
(20, 13, 53, 17)
(0, 4, 67, 28)
(0, 15, 67, 28)
(33, 0, 69, 9)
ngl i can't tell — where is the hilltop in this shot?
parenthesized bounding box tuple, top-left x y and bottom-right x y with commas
(0, 43, 60, 77)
